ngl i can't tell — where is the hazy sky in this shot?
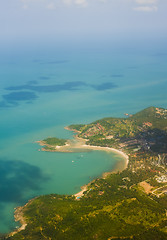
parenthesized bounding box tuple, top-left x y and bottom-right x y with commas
(1, 0, 167, 45)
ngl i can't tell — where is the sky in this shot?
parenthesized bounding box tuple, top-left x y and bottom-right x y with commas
(0, 0, 167, 47)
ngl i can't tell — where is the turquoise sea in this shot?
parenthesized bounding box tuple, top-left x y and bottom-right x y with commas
(0, 41, 167, 234)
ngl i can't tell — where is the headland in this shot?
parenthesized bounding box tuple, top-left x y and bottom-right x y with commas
(7, 107, 167, 240)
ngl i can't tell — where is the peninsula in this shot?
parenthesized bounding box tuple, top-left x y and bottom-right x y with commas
(6, 107, 167, 240)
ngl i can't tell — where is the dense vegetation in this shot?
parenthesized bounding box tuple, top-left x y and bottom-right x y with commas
(68, 124, 85, 131)
(6, 107, 167, 240)
(71, 107, 167, 161)
(43, 137, 67, 146)
(40, 137, 67, 151)
(7, 170, 167, 240)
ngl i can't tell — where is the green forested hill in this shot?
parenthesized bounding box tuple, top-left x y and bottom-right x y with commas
(69, 107, 167, 154)
(130, 107, 167, 129)
(6, 107, 167, 240)
(7, 172, 167, 240)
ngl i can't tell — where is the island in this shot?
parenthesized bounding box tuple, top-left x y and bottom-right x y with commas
(37, 137, 67, 151)
(6, 107, 167, 240)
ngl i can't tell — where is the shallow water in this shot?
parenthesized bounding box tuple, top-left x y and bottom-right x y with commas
(0, 42, 167, 233)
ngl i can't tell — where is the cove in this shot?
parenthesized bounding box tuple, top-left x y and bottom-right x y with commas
(0, 134, 126, 234)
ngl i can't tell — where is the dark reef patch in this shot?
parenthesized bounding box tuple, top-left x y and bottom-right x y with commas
(1, 80, 118, 108)
(111, 74, 124, 78)
(27, 80, 38, 85)
(0, 101, 17, 108)
(39, 76, 50, 80)
(100, 75, 108, 78)
(153, 52, 167, 57)
(40, 60, 69, 65)
(127, 66, 138, 69)
(0, 159, 48, 203)
(3, 91, 38, 103)
(5, 81, 87, 93)
(91, 82, 117, 91)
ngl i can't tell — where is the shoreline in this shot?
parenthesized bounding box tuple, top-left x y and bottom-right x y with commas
(10, 128, 129, 237)
(64, 129, 129, 199)
(8, 207, 27, 237)
(37, 135, 129, 175)
(8, 197, 37, 238)
(73, 141, 129, 199)
(37, 128, 129, 199)
(37, 133, 128, 163)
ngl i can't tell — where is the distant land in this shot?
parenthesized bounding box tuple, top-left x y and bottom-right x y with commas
(6, 107, 167, 240)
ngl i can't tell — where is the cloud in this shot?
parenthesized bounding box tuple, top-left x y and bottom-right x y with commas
(22, 3, 28, 9)
(20, 0, 106, 9)
(47, 2, 56, 10)
(63, 0, 88, 7)
(98, 0, 107, 2)
(134, 6, 158, 11)
(63, 0, 72, 6)
(21, 0, 29, 9)
(135, 0, 157, 4)
(20, 0, 160, 11)
(20, 0, 45, 9)
(134, 0, 158, 12)
(74, 0, 88, 7)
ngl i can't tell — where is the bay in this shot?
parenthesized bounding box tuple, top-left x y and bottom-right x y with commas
(0, 42, 167, 233)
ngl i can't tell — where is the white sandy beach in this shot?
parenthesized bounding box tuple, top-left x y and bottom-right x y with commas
(72, 142, 129, 199)
(39, 137, 128, 165)
(38, 134, 129, 173)
(38, 133, 129, 199)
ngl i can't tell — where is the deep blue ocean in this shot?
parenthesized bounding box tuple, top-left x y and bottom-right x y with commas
(0, 41, 167, 234)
